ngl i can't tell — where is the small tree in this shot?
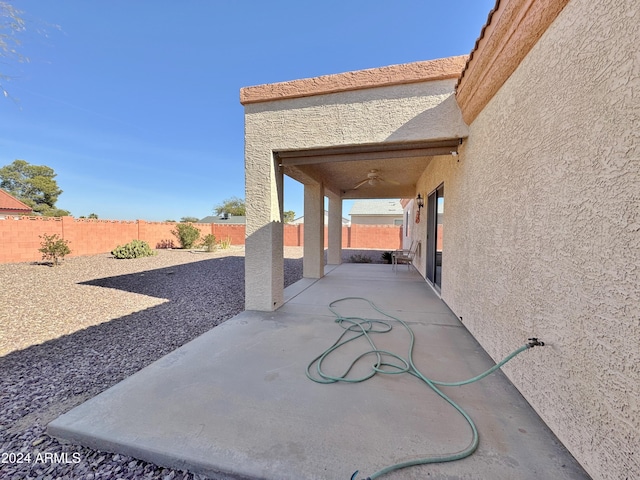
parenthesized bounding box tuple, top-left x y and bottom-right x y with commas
(180, 216, 199, 223)
(213, 196, 245, 216)
(283, 210, 295, 223)
(38, 233, 70, 266)
(171, 223, 201, 249)
(0, 160, 70, 216)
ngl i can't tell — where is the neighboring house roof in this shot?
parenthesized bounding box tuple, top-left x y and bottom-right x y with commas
(0, 189, 32, 214)
(349, 199, 403, 217)
(199, 215, 246, 224)
(291, 210, 350, 225)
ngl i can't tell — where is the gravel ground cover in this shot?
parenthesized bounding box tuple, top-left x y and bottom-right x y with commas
(0, 246, 384, 479)
(0, 246, 304, 480)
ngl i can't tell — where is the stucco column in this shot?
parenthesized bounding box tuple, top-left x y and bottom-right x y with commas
(303, 183, 324, 278)
(245, 150, 284, 311)
(327, 193, 342, 265)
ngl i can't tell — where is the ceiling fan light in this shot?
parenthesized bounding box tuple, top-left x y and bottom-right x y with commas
(368, 178, 380, 186)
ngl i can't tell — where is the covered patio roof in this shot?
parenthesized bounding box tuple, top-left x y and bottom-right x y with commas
(241, 56, 467, 202)
(276, 138, 461, 200)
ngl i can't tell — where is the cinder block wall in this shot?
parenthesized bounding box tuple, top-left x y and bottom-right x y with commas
(350, 224, 403, 249)
(64, 218, 138, 256)
(212, 224, 245, 246)
(0, 217, 403, 263)
(138, 220, 183, 248)
(283, 224, 302, 246)
(0, 216, 64, 263)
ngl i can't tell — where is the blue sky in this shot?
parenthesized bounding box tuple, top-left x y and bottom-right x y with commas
(1, 1, 495, 221)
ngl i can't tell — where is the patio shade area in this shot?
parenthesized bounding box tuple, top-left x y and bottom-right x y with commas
(49, 264, 589, 479)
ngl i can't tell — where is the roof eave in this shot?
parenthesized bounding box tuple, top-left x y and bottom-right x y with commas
(455, 0, 571, 125)
(240, 56, 468, 105)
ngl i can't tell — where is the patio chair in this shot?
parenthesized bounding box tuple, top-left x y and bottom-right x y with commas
(392, 240, 420, 271)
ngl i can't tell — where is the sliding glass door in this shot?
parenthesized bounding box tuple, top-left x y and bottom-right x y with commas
(425, 184, 444, 290)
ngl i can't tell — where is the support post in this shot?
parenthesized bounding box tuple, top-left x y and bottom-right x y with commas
(245, 151, 284, 311)
(327, 193, 343, 265)
(303, 183, 324, 278)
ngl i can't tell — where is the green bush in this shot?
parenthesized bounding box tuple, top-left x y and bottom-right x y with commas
(39, 233, 71, 266)
(171, 223, 201, 249)
(111, 239, 156, 259)
(201, 234, 217, 252)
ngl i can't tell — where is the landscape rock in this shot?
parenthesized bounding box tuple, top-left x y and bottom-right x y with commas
(0, 247, 303, 479)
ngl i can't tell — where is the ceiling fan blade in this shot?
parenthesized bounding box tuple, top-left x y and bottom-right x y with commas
(352, 178, 370, 189)
(379, 176, 400, 185)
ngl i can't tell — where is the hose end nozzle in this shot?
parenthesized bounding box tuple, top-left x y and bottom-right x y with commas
(527, 337, 545, 348)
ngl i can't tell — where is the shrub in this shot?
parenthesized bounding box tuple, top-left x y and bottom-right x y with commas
(201, 234, 217, 252)
(112, 239, 156, 259)
(156, 239, 175, 249)
(171, 223, 200, 249)
(219, 236, 232, 249)
(349, 253, 372, 263)
(381, 251, 393, 264)
(38, 234, 71, 266)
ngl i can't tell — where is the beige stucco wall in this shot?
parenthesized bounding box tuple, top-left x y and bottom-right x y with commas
(244, 79, 467, 148)
(434, 1, 639, 478)
(408, 155, 457, 280)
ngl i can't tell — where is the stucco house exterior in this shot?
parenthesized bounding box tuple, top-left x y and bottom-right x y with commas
(349, 199, 403, 225)
(240, 0, 638, 479)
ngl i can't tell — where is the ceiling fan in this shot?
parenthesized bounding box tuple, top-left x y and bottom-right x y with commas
(352, 169, 399, 189)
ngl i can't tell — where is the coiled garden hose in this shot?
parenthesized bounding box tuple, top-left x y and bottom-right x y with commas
(305, 297, 544, 480)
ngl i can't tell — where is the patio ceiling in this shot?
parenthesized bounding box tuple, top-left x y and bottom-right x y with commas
(277, 138, 461, 199)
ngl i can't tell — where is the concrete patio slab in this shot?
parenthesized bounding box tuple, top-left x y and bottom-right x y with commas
(48, 264, 589, 479)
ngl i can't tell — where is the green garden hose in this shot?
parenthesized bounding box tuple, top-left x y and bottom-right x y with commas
(305, 297, 544, 480)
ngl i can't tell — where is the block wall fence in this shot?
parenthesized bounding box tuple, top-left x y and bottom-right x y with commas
(0, 216, 402, 264)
